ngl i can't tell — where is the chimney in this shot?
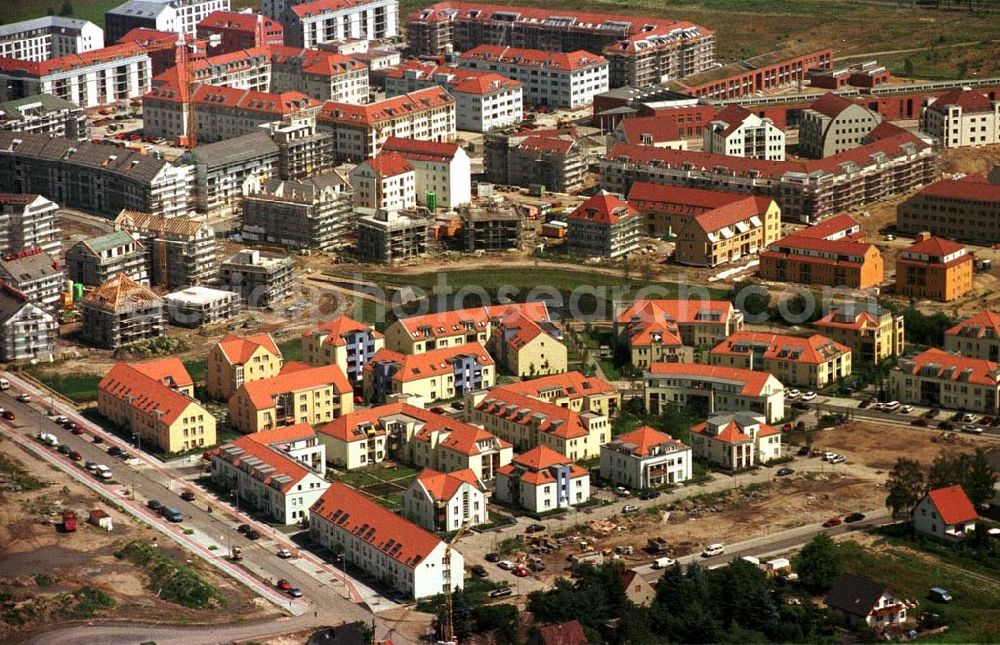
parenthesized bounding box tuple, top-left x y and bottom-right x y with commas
(917, 231, 931, 242)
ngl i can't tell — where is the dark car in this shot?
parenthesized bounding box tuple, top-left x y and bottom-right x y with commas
(844, 512, 866, 523)
(430, 406, 447, 414)
(525, 523, 545, 533)
(180, 489, 196, 502)
(938, 421, 955, 430)
(286, 587, 303, 598)
(639, 490, 661, 500)
(92, 435, 103, 444)
(237, 524, 252, 534)
(822, 517, 842, 528)
(68, 451, 82, 461)
(157, 505, 170, 517)
(2, 410, 14, 420)
(452, 401, 465, 411)
(246, 529, 261, 540)
(63, 420, 78, 430)
(485, 552, 501, 563)
(71, 426, 85, 435)
(107, 446, 123, 457)
(858, 399, 872, 409)
(797, 446, 811, 456)
(57, 444, 71, 455)
(925, 408, 940, 419)
(911, 418, 929, 427)
(489, 587, 513, 598)
(164, 508, 183, 522)
(147, 500, 163, 512)
(471, 564, 489, 578)
(776, 467, 794, 476)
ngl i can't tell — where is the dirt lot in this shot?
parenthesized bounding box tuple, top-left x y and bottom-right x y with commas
(0, 437, 277, 641)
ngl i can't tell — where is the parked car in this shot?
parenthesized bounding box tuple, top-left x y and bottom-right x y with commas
(525, 523, 545, 534)
(471, 564, 489, 578)
(68, 451, 82, 461)
(844, 512, 866, 523)
(776, 467, 794, 477)
(2, 410, 15, 421)
(639, 490, 661, 500)
(84, 461, 98, 472)
(858, 399, 872, 409)
(497, 560, 516, 570)
(652, 557, 676, 569)
(911, 418, 928, 427)
(57, 444, 72, 455)
(622, 504, 640, 514)
(180, 489, 196, 502)
(452, 401, 465, 411)
(829, 455, 847, 464)
(164, 508, 183, 522)
(489, 587, 513, 598)
(277, 549, 293, 559)
(929, 587, 953, 603)
(822, 517, 842, 527)
(485, 552, 501, 563)
(92, 435, 103, 444)
(962, 425, 983, 434)
(147, 500, 163, 511)
(512, 566, 530, 577)
(107, 446, 123, 457)
(286, 587, 303, 598)
(883, 401, 901, 412)
(801, 391, 817, 401)
(899, 405, 913, 414)
(961, 413, 976, 423)
(430, 406, 446, 414)
(938, 421, 955, 430)
(925, 408, 940, 418)
(614, 486, 631, 497)
(94, 465, 113, 480)
(237, 524, 252, 534)
(246, 529, 261, 540)
(702, 543, 725, 557)
(797, 446, 811, 456)
(786, 389, 801, 399)
(16, 393, 31, 402)
(821, 452, 837, 461)
(54, 415, 68, 424)
(276, 579, 292, 591)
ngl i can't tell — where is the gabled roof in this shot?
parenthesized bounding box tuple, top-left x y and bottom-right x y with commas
(245, 423, 316, 446)
(476, 389, 590, 440)
(567, 191, 637, 225)
(536, 619, 589, 645)
(98, 361, 199, 426)
(627, 181, 747, 213)
(619, 115, 683, 144)
(901, 235, 967, 258)
(710, 104, 754, 138)
(366, 342, 494, 383)
(612, 425, 686, 457)
(395, 302, 550, 341)
(924, 485, 978, 525)
(927, 88, 994, 114)
(647, 362, 776, 397)
(824, 574, 893, 618)
(897, 348, 1000, 387)
(917, 175, 1000, 203)
(710, 331, 850, 365)
(513, 444, 572, 470)
(437, 424, 509, 455)
(385, 61, 521, 95)
(382, 136, 460, 163)
(355, 151, 413, 177)
(616, 299, 736, 326)
(132, 357, 194, 389)
(497, 371, 615, 400)
(311, 482, 444, 569)
(290, 0, 382, 18)
(304, 316, 382, 347)
(0, 42, 148, 78)
(946, 310, 1000, 340)
(415, 467, 483, 502)
(214, 434, 317, 493)
(216, 333, 281, 365)
(807, 92, 856, 119)
(237, 362, 351, 409)
(460, 44, 606, 72)
(318, 402, 504, 448)
(319, 88, 454, 127)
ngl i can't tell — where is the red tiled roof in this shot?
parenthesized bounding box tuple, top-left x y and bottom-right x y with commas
(498, 371, 616, 400)
(616, 299, 736, 326)
(0, 42, 148, 77)
(303, 316, 382, 347)
(946, 310, 1000, 339)
(690, 195, 774, 234)
(710, 331, 851, 365)
(0, 194, 42, 205)
(613, 425, 685, 457)
(217, 333, 280, 365)
(710, 104, 754, 138)
(567, 192, 637, 225)
(493, 309, 546, 350)
(647, 362, 775, 396)
(815, 308, 881, 331)
(385, 61, 520, 95)
(517, 136, 574, 154)
(899, 348, 1000, 387)
(269, 45, 365, 76)
(216, 434, 316, 493)
(437, 424, 509, 456)
(311, 482, 443, 568)
(291, 0, 384, 18)
(536, 620, 589, 645)
(925, 485, 978, 525)
(460, 44, 606, 72)
(793, 214, 864, 241)
(513, 444, 572, 470)
(319, 88, 454, 126)
(619, 115, 683, 145)
(98, 361, 198, 426)
(901, 235, 967, 258)
(146, 77, 318, 115)
(690, 415, 779, 444)
(416, 467, 483, 502)
(918, 175, 1000, 203)
(133, 357, 194, 389)
(396, 302, 549, 340)
(117, 28, 179, 49)
(627, 181, 747, 214)
(767, 233, 874, 260)
(360, 151, 414, 177)
(245, 423, 316, 446)
(476, 388, 590, 440)
(808, 92, 856, 119)
(927, 88, 994, 114)
(238, 363, 351, 409)
(198, 10, 280, 32)
(862, 121, 908, 143)
(366, 342, 494, 383)
(382, 136, 460, 162)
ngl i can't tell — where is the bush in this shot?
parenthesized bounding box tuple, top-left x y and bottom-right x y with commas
(114, 540, 225, 609)
(59, 587, 116, 619)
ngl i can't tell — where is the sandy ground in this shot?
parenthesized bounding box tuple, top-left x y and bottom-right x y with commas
(0, 436, 277, 640)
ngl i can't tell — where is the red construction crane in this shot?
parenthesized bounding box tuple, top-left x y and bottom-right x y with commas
(175, 35, 197, 148)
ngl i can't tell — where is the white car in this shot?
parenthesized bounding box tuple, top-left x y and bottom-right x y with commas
(622, 504, 640, 514)
(801, 391, 817, 401)
(899, 405, 913, 414)
(276, 549, 293, 559)
(498, 560, 516, 570)
(53, 415, 68, 424)
(822, 452, 837, 461)
(884, 401, 900, 412)
(873, 401, 885, 410)
(829, 455, 847, 464)
(786, 389, 801, 399)
(962, 425, 983, 435)
(961, 413, 976, 423)
(702, 543, 725, 557)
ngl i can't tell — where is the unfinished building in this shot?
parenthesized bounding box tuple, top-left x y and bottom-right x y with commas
(484, 130, 586, 193)
(241, 173, 352, 250)
(458, 200, 524, 252)
(163, 286, 241, 327)
(219, 249, 293, 308)
(81, 273, 165, 349)
(0, 249, 63, 309)
(114, 210, 219, 289)
(0, 194, 61, 256)
(357, 209, 428, 263)
(66, 231, 148, 287)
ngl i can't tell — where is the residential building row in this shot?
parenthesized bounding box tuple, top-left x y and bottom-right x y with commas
(0, 16, 104, 63)
(0, 93, 89, 141)
(613, 299, 744, 368)
(643, 362, 785, 423)
(897, 174, 1000, 244)
(920, 88, 999, 149)
(228, 360, 354, 433)
(709, 331, 852, 390)
(890, 348, 1000, 414)
(275, 0, 398, 49)
(364, 342, 496, 405)
(241, 173, 353, 250)
(383, 301, 552, 355)
(105, 0, 231, 44)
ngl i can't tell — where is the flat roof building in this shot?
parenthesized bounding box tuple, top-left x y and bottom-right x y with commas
(356, 208, 429, 263)
(219, 249, 293, 308)
(164, 285, 241, 327)
(897, 174, 1000, 244)
(242, 173, 353, 250)
(0, 94, 88, 141)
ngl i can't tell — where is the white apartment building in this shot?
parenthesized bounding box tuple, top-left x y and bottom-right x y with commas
(105, 0, 231, 43)
(689, 412, 782, 471)
(458, 45, 609, 110)
(0, 44, 153, 108)
(495, 445, 590, 513)
(404, 467, 488, 532)
(0, 285, 57, 362)
(644, 362, 785, 423)
(311, 482, 464, 600)
(703, 105, 785, 161)
(211, 425, 330, 525)
(381, 137, 471, 209)
(384, 62, 523, 133)
(0, 194, 61, 257)
(599, 425, 692, 489)
(0, 17, 104, 63)
(349, 152, 416, 211)
(921, 88, 1000, 149)
(278, 0, 399, 49)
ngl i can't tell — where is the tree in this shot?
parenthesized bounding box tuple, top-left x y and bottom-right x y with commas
(963, 448, 997, 506)
(795, 534, 842, 593)
(927, 451, 967, 491)
(58, 0, 73, 16)
(903, 58, 915, 77)
(885, 458, 925, 520)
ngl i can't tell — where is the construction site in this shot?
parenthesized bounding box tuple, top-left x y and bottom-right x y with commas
(114, 210, 220, 289)
(80, 273, 165, 350)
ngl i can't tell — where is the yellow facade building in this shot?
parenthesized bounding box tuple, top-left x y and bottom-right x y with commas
(496, 371, 621, 417)
(487, 309, 567, 377)
(709, 331, 852, 390)
(815, 303, 905, 364)
(206, 333, 283, 401)
(301, 315, 384, 388)
(229, 362, 353, 434)
(383, 302, 551, 354)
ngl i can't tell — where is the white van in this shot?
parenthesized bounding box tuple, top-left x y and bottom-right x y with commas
(702, 543, 725, 558)
(652, 557, 676, 569)
(94, 465, 113, 480)
(37, 432, 58, 446)
(0, 378, 9, 390)
(883, 401, 901, 412)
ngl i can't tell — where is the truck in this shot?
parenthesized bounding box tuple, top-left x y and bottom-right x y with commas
(62, 510, 77, 532)
(647, 537, 668, 554)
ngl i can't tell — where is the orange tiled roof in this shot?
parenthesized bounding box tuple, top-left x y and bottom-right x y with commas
(216, 434, 315, 493)
(132, 357, 194, 389)
(612, 425, 685, 457)
(98, 361, 198, 425)
(475, 388, 590, 440)
(217, 333, 281, 365)
(647, 362, 776, 396)
(366, 342, 493, 383)
(616, 299, 735, 326)
(244, 423, 316, 446)
(946, 310, 1000, 339)
(460, 44, 606, 72)
(396, 302, 549, 341)
(497, 445, 588, 483)
(415, 467, 483, 502)
(627, 181, 747, 214)
(925, 484, 978, 525)
(898, 348, 1000, 387)
(238, 362, 351, 409)
(319, 87, 454, 127)
(710, 331, 850, 365)
(497, 371, 615, 400)
(303, 316, 382, 347)
(382, 136, 461, 162)
(901, 235, 968, 258)
(567, 192, 637, 225)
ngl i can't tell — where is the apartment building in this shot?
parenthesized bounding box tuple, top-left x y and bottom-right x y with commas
(384, 302, 551, 355)
(799, 93, 882, 159)
(105, 0, 231, 43)
(921, 88, 999, 148)
(0, 42, 152, 108)
(279, 0, 398, 48)
(0, 132, 192, 218)
(565, 191, 642, 259)
(66, 231, 148, 287)
(318, 402, 513, 481)
(310, 483, 463, 600)
(487, 308, 567, 378)
(219, 249, 293, 308)
(703, 105, 785, 161)
(269, 45, 369, 104)
(890, 348, 1000, 414)
(113, 210, 219, 288)
(815, 302, 905, 364)
(600, 127, 937, 222)
(495, 445, 590, 512)
(81, 273, 165, 348)
(467, 386, 610, 461)
(357, 208, 429, 262)
(318, 88, 456, 161)
(606, 115, 686, 151)
(600, 426, 692, 489)
(229, 361, 354, 433)
(0, 284, 57, 362)
(0, 17, 103, 63)
(626, 181, 776, 241)
(483, 128, 586, 193)
(163, 286, 240, 327)
(196, 11, 284, 53)
(0, 250, 63, 310)
(0, 94, 88, 141)
(758, 214, 884, 289)
(404, 468, 488, 532)
(458, 45, 608, 109)
(206, 332, 283, 401)
(644, 362, 785, 423)
(613, 299, 744, 368)
(895, 233, 973, 302)
(211, 425, 328, 524)
(302, 316, 384, 387)
(384, 61, 522, 132)
(0, 194, 61, 256)
(496, 371, 620, 417)
(97, 358, 216, 453)
(242, 173, 353, 251)
(349, 152, 416, 211)
(945, 311, 1000, 362)
(406, 3, 714, 89)
(689, 411, 782, 471)
(897, 175, 1000, 244)
(457, 200, 524, 252)
(709, 331, 852, 390)
(364, 342, 495, 404)
(380, 137, 471, 209)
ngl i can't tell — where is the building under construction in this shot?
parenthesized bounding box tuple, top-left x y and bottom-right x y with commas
(114, 210, 219, 288)
(458, 200, 524, 252)
(484, 130, 586, 193)
(65, 231, 148, 287)
(357, 209, 429, 263)
(163, 285, 241, 327)
(241, 172, 352, 250)
(81, 273, 165, 349)
(219, 249, 293, 308)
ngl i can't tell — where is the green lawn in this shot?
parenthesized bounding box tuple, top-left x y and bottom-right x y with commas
(27, 370, 101, 403)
